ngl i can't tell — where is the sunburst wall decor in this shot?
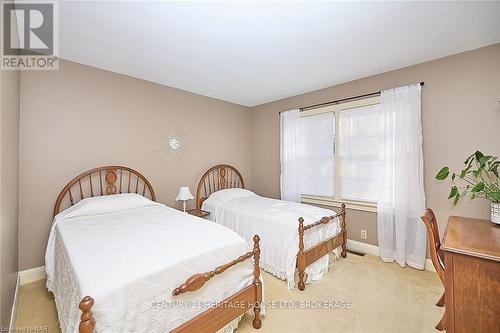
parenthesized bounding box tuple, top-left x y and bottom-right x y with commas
(154, 128, 189, 164)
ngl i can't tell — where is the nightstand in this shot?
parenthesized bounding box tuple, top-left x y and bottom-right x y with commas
(187, 209, 210, 219)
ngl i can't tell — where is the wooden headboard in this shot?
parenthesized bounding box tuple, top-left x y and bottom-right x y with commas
(53, 166, 156, 217)
(196, 164, 245, 209)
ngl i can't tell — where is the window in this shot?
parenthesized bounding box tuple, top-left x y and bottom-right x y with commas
(299, 96, 381, 210)
(298, 112, 335, 197)
(339, 104, 383, 202)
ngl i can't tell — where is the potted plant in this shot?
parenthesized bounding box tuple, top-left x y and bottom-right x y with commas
(436, 151, 500, 224)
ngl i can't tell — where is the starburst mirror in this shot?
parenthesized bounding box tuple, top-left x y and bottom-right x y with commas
(154, 128, 188, 163)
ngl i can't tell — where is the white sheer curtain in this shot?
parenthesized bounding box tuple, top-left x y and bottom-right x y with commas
(280, 109, 301, 202)
(377, 84, 427, 269)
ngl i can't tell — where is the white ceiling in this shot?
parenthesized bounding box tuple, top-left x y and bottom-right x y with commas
(55, 1, 500, 106)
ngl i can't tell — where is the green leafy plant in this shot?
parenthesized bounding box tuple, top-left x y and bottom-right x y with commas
(436, 151, 500, 205)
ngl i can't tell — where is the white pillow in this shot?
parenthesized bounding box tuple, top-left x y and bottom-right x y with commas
(202, 188, 256, 212)
(55, 193, 161, 222)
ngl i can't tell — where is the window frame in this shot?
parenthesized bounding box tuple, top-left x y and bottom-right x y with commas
(299, 96, 380, 212)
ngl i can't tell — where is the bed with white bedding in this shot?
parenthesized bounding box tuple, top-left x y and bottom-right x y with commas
(46, 166, 263, 333)
(196, 165, 347, 291)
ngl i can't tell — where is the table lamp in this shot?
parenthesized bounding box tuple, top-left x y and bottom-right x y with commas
(175, 186, 194, 212)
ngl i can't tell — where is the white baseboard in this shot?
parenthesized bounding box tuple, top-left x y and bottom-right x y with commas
(9, 266, 47, 329)
(346, 239, 435, 272)
(9, 273, 20, 331)
(19, 266, 46, 285)
(346, 239, 379, 256)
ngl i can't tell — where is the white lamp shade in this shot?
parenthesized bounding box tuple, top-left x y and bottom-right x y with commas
(175, 186, 194, 201)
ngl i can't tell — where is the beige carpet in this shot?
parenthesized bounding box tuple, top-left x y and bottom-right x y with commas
(14, 254, 443, 333)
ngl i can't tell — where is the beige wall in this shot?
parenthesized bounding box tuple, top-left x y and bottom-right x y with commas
(0, 68, 20, 326)
(251, 43, 500, 246)
(19, 60, 252, 270)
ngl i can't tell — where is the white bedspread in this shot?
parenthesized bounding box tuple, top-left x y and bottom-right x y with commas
(202, 189, 342, 289)
(45, 194, 257, 333)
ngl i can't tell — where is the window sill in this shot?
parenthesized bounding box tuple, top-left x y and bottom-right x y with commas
(301, 195, 377, 213)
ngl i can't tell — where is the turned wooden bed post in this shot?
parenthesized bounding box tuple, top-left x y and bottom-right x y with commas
(341, 203, 347, 258)
(297, 205, 347, 291)
(297, 217, 306, 291)
(79, 296, 96, 333)
(252, 235, 262, 329)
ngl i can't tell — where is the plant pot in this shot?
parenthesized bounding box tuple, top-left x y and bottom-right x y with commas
(491, 202, 500, 225)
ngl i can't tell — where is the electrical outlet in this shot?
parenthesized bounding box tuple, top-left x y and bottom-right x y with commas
(360, 229, 367, 239)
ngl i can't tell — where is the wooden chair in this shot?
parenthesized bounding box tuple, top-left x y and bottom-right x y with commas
(421, 208, 446, 331)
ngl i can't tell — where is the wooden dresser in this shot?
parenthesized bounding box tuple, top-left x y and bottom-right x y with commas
(441, 216, 500, 332)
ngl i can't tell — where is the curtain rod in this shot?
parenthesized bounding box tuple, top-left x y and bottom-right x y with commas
(279, 81, 424, 114)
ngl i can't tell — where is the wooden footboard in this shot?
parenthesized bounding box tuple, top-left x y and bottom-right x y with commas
(296, 204, 347, 291)
(78, 235, 263, 333)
